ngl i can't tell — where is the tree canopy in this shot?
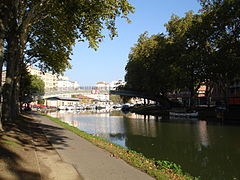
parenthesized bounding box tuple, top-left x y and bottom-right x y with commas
(125, 0, 240, 108)
(0, 0, 134, 129)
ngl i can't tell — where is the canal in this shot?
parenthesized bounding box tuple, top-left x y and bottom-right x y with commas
(48, 110, 240, 180)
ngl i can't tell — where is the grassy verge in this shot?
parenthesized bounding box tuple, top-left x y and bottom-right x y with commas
(41, 113, 198, 180)
(1, 139, 22, 147)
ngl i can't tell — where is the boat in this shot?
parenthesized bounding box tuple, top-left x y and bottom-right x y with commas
(121, 104, 130, 111)
(47, 106, 57, 111)
(169, 111, 199, 117)
(75, 105, 84, 110)
(95, 105, 106, 110)
(66, 105, 75, 110)
(58, 106, 66, 110)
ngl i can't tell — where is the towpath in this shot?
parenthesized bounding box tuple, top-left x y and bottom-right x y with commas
(31, 112, 155, 180)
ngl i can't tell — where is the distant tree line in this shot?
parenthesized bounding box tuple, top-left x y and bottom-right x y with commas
(0, 0, 134, 130)
(125, 0, 240, 108)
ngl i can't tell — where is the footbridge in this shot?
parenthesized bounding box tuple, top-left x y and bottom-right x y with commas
(43, 89, 109, 99)
(32, 88, 172, 107)
(110, 90, 172, 107)
(30, 88, 109, 102)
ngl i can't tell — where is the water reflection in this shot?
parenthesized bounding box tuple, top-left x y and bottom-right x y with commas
(50, 110, 125, 135)
(48, 110, 240, 180)
(198, 120, 209, 149)
(124, 114, 158, 137)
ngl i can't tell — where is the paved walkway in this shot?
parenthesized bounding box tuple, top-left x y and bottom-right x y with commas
(31, 112, 155, 180)
(0, 113, 80, 180)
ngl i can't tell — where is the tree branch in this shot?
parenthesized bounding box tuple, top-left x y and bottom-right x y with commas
(20, 0, 51, 35)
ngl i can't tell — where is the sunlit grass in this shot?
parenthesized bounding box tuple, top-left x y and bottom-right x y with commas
(1, 139, 22, 147)
(41, 113, 199, 180)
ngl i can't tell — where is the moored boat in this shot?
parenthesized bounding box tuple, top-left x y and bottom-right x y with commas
(169, 111, 199, 117)
(66, 105, 75, 110)
(58, 106, 66, 110)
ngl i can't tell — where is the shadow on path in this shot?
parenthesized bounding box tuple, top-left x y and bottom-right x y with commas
(0, 113, 71, 180)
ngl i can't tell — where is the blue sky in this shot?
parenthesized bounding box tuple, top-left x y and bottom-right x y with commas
(65, 0, 201, 86)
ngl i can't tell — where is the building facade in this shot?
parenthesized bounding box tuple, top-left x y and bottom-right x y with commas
(56, 76, 80, 91)
(28, 67, 80, 91)
(45, 97, 80, 107)
(28, 67, 58, 91)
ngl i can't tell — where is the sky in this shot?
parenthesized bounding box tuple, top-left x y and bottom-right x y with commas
(65, 0, 202, 86)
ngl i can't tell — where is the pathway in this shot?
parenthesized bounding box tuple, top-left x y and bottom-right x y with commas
(31, 112, 155, 180)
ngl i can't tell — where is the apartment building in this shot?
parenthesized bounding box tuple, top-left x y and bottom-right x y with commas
(28, 67, 80, 91)
(96, 80, 126, 90)
(27, 67, 58, 91)
(96, 81, 109, 90)
(57, 76, 80, 90)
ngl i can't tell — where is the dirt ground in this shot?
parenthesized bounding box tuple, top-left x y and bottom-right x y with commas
(0, 114, 80, 180)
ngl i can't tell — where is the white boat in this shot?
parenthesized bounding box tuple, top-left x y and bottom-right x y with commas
(58, 106, 66, 110)
(66, 105, 75, 110)
(75, 105, 84, 110)
(169, 112, 199, 117)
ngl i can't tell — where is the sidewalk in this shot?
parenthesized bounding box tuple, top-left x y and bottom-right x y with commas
(0, 113, 155, 180)
(0, 113, 81, 180)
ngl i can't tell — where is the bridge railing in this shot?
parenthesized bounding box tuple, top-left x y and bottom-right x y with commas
(33, 87, 115, 99)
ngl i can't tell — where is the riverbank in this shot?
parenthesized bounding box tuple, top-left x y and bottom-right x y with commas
(40, 112, 198, 180)
(129, 105, 240, 123)
(129, 105, 235, 120)
(0, 112, 198, 180)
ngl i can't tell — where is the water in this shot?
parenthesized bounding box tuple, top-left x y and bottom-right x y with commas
(49, 110, 240, 180)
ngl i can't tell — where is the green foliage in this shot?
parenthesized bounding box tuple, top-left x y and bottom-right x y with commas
(29, 75, 45, 94)
(156, 160, 183, 174)
(24, 0, 134, 74)
(125, 2, 240, 108)
(109, 95, 123, 104)
(37, 99, 45, 105)
(20, 71, 45, 103)
(1, 0, 134, 123)
(1, 139, 21, 147)
(125, 32, 176, 99)
(187, 0, 240, 102)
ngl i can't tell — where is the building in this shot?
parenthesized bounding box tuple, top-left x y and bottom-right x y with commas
(56, 76, 80, 91)
(96, 81, 109, 90)
(109, 80, 126, 90)
(77, 94, 95, 104)
(27, 67, 80, 91)
(28, 67, 58, 91)
(229, 79, 240, 107)
(95, 80, 126, 90)
(45, 97, 80, 107)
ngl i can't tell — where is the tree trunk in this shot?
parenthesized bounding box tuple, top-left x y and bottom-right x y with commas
(2, 31, 19, 122)
(11, 59, 22, 119)
(223, 81, 230, 112)
(1, 0, 33, 124)
(0, 13, 6, 130)
(0, 37, 4, 131)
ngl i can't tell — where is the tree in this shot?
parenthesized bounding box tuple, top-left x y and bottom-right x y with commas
(125, 0, 240, 110)
(110, 95, 124, 104)
(188, 0, 240, 106)
(0, 1, 11, 130)
(20, 73, 45, 107)
(1, 0, 134, 127)
(165, 11, 207, 108)
(125, 32, 177, 107)
(125, 32, 160, 94)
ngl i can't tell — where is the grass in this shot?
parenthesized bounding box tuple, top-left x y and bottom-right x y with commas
(1, 139, 22, 147)
(41, 113, 199, 180)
